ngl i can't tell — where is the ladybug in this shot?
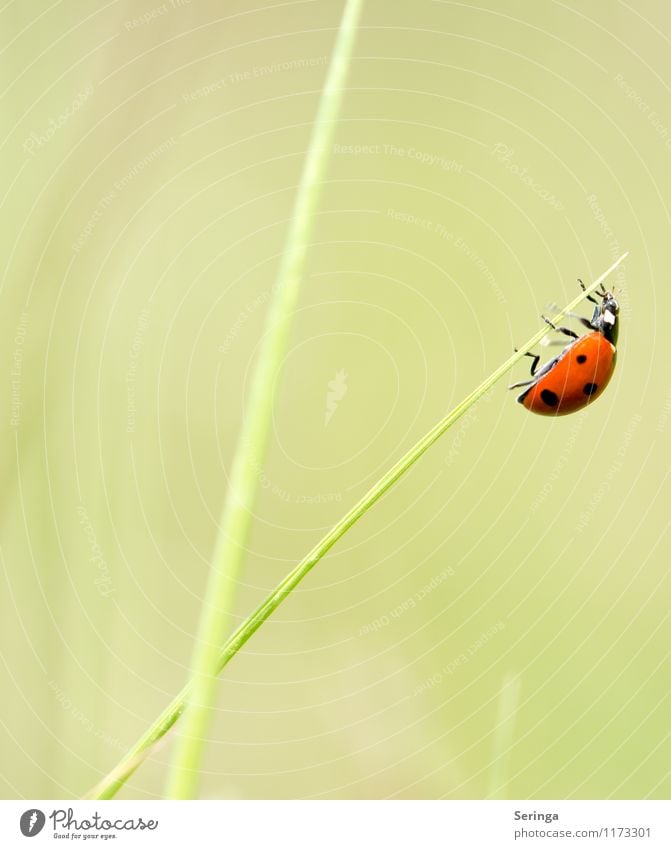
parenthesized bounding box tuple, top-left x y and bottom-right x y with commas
(510, 282, 619, 416)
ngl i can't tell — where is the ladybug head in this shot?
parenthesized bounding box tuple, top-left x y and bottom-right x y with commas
(594, 289, 619, 344)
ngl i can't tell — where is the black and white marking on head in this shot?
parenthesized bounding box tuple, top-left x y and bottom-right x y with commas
(592, 290, 620, 345)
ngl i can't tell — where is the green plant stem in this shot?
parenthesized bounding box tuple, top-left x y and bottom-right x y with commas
(92, 252, 628, 801)
(163, 0, 364, 800)
(487, 673, 522, 799)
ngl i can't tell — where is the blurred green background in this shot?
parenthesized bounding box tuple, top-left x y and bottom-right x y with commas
(1, 0, 669, 800)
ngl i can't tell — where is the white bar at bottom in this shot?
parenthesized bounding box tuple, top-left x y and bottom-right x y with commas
(2, 800, 670, 848)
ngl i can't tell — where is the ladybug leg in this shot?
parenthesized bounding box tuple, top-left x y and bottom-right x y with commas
(542, 315, 579, 339)
(563, 310, 594, 330)
(523, 350, 540, 375)
(512, 347, 540, 375)
(509, 349, 540, 389)
(579, 279, 604, 305)
(509, 376, 535, 389)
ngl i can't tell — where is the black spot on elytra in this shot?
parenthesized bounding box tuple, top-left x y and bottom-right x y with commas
(583, 383, 598, 396)
(541, 388, 559, 407)
(576, 354, 587, 363)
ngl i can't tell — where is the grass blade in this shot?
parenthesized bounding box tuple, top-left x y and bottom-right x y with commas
(487, 673, 522, 799)
(163, 0, 365, 799)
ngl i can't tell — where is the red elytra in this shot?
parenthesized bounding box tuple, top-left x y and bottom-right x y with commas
(511, 285, 619, 417)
